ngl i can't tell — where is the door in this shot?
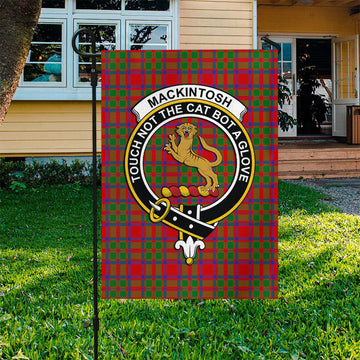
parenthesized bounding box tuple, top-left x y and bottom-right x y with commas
(259, 36, 297, 137)
(332, 36, 359, 136)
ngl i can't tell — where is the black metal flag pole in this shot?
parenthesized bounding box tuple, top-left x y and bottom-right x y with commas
(72, 29, 101, 360)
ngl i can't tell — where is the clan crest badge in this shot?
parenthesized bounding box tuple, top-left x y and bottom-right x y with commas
(102, 49, 279, 300)
(125, 84, 255, 264)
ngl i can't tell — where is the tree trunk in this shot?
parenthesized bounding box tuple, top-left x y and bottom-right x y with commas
(0, 0, 41, 123)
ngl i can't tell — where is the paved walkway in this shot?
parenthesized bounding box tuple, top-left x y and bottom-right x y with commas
(285, 177, 360, 215)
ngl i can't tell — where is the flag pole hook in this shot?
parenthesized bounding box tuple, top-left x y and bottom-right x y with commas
(72, 28, 101, 360)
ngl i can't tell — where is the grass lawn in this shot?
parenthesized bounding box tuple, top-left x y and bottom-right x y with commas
(0, 182, 359, 359)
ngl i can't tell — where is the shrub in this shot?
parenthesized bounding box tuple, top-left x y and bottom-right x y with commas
(0, 157, 101, 189)
(0, 158, 25, 188)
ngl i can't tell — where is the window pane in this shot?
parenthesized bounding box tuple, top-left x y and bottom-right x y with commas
(29, 44, 62, 62)
(282, 43, 292, 62)
(282, 62, 292, 79)
(130, 44, 167, 50)
(33, 24, 62, 43)
(79, 25, 116, 44)
(126, 0, 169, 10)
(76, 0, 121, 10)
(42, 0, 65, 8)
(79, 64, 102, 82)
(24, 23, 63, 83)
(24, 59, 62, 82)
(77, 24, 117, 83)
(78, 43, 116, 56)
(130, 25, 168, 50)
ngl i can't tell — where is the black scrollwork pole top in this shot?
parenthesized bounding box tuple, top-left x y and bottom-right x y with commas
(72, 28, 102, 58)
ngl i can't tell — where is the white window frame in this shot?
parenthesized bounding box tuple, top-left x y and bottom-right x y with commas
(73, 19, 121, 88)
(19, 19, 67, 88)
(126, 20, 172, 51)
(14, 0, 179, 101)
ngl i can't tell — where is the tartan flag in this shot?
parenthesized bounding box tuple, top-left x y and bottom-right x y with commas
(101, 50, 278, 299)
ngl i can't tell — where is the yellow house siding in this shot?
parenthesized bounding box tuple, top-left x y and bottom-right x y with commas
(258, 5, 358, 36)
(180, 0, 254, 49)
(1, 101, 101, 156)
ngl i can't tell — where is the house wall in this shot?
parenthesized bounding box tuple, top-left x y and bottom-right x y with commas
(180, 0, 253, 49)
(0, 101, 101, 157)
(258, 5, 358, 36)
(1, 0, 255, 157)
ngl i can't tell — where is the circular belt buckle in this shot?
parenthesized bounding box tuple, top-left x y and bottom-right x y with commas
(149, 198, 171, 223)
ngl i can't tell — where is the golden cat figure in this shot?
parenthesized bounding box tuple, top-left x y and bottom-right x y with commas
(164, 123, 223, 192)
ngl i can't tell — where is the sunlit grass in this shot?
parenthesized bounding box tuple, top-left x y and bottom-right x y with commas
(0, 182, 359, 359)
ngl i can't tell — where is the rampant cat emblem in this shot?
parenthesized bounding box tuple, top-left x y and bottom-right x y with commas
(164, 123, 222, 192)
(125, 84, 254, 264)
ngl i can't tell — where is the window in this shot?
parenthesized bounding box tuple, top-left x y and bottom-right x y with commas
(262, 41, 292, 79)
(129, 24, 169, 50)
(21, 21, 66, 87)
(75, 23, 118, 85)
(16, 0, 178, 100)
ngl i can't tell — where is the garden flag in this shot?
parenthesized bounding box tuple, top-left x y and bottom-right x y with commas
(101, 50, 278, 299)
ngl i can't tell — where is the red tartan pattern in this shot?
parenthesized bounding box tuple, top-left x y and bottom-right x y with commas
(101, 50, 278, 299)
